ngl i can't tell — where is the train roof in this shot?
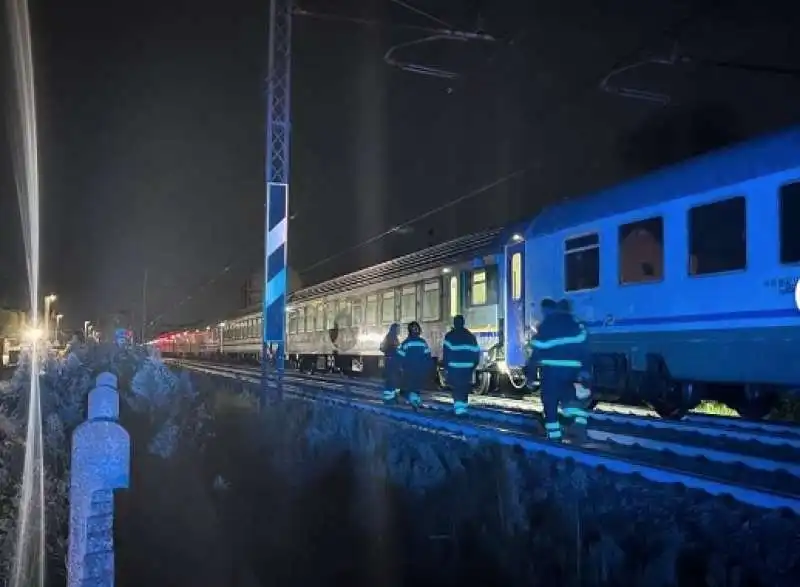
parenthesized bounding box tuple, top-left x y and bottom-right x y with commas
(527, 125, 800, 238)
(290, 227, 513, 303)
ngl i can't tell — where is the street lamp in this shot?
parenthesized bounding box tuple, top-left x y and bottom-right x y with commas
(55, 314, 64, 344)
(44, 294, 57, 344)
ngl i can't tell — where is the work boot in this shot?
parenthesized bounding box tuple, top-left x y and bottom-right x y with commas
(567, 419, 588, 443)
(408, 391, 422, 410)
(544, 421, 562, 442)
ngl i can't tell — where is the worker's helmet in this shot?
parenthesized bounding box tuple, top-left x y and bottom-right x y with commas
(408, 321, 422, 336)
(556, 298, 572, 313)
(540, 298, 557, 317)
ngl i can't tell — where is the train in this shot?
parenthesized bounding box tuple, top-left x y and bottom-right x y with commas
(153, 125, 800, 420)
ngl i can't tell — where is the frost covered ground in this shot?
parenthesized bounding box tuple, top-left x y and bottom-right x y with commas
(4, 346, 797, 587)
(170, 372, 800, 587)
(0, 344, 211, 586)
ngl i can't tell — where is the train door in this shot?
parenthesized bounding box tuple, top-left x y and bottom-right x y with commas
(505, 241, 526, 367)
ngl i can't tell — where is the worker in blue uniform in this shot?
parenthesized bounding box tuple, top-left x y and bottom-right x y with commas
(380, 323, 401, 403)
(443, 315, 481, 416)
(397, 321, 431, 409)
(525, 297, 593, 441)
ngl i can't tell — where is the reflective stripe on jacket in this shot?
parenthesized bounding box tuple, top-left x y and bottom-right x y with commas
(526, 311, 590, 371)
(443, 328, 480, 370)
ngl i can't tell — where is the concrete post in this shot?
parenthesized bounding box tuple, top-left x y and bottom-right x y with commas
(68, 372, 131, 587)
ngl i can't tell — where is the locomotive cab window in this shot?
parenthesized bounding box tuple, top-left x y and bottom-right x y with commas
(564, 233, 600, 291)
(780, 181, 800, 264)
(619, 216, 664, 284)
(688, 196, 746, 275)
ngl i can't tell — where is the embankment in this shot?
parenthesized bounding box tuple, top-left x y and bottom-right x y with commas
(116, 369, 800, 587)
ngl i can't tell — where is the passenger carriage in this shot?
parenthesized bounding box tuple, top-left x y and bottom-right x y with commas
(508, 126, 800, 418)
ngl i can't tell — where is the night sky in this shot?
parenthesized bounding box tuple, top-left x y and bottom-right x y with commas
(1, 0, 800, 336)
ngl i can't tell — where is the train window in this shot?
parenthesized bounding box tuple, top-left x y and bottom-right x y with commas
(422, 279, 441, 322)
(688, 196, 746, 276)
(449, 275, 459, 317)
(780, 182, 800, 264)
(352, 299, 364, 326)
(325, 303, 335, 329)
(564, 233, 600, 291)
(304, 307, 313, 332)
(296, 307, 305, 333)
(619, 217, 664, 284)
(471, 270, 487, 306)
(381, 291, 395, 324)
(401, 286, 416, 322)
(337, 300, 351, 327)
(287, 313, 297, 334)
(365, 295, 378, 325)
(314, 305, 325, 331)
(511, 253, 522, 300)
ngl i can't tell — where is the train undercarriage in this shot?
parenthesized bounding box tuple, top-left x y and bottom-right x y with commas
(160, 348, 797, 421)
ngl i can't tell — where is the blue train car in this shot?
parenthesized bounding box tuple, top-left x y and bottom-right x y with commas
(504, 126, 800, 418)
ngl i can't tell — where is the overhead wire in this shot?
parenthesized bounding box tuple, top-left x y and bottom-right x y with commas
(148, 5, 517, 330)
(298, 1, 720, 278)
(149, 2, 713, 332)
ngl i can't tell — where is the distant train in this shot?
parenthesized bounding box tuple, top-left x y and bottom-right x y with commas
(154, 126, 800, 419)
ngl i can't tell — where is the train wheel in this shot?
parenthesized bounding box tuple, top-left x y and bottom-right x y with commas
(735, 385, 775, 420)
(650, 400, 687, 420)
(506, 368, 528, 391)
(472, 371, 491, 396)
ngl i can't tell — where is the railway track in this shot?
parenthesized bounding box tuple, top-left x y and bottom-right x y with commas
(171, 359, 800, 514)
(175, 359, 800, 444)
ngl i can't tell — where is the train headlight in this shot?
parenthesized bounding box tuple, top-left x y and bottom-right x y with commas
(795, 279, 800, 311)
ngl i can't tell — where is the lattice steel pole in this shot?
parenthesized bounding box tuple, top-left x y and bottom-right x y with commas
(263, 0, 292, 398)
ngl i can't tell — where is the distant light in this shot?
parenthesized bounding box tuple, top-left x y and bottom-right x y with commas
(511, 233, 523, 242)
(218, 322, 226, 328)
(23, 328, 42, 341)
(206, 326, 211, 330)
(285, 305, 295, 313)
(442, 267, 452, 274)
